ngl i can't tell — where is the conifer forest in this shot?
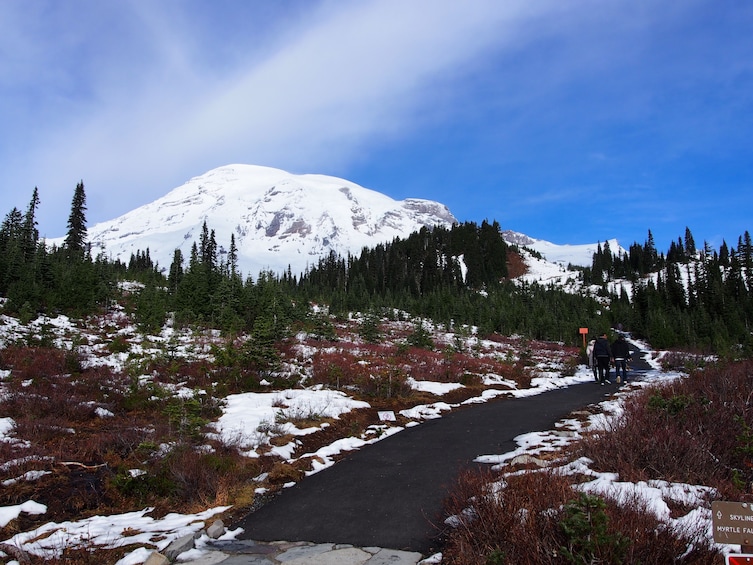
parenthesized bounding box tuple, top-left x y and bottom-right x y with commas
(2, 184, 752, 357)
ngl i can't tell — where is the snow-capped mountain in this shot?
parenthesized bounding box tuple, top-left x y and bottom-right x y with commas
(75, 165, 457, 276)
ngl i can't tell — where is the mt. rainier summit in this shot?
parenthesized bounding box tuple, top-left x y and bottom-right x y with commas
(82, 164, 457, 277)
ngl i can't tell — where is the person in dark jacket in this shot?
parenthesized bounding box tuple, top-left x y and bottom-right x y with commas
(611, 334, 631, 384)
(592, 332, 613, 385)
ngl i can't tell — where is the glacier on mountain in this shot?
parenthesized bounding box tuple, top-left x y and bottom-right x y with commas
(73, 165, 457, 277)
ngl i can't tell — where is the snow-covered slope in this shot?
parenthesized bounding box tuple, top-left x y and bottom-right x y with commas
(504, 230, 635, 298)
(502, 230, 623, 268)
(67, 165, 457, 277)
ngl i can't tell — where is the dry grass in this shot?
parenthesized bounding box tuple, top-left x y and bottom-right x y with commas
(441, 465, 718, 564)
(580, 359, 753, 498)
(438, 361, 753, 564)
(7, 306, 724, 565)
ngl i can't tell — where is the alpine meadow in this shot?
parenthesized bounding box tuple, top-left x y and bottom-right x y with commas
(1, 176, 753, 564)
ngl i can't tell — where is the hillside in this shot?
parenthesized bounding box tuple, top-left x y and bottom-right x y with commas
(0, 290, 736, 564)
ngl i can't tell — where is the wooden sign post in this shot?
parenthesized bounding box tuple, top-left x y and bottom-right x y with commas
(579, 327, 589, 349)
(713, 501, 753, 555)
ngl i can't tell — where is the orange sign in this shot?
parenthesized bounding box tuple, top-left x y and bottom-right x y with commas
(578, 328, 589, 347)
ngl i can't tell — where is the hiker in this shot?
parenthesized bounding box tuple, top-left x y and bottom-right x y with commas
(592, 332, 613, 385)
(585, 339, 597, 381)
(612, 334, 631, 384)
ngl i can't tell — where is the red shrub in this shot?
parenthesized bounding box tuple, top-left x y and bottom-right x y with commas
(0, 346, 71, 380)
(579, 360, 753, 495)
(310, 350, 370, 389)
(440, 466, 718, 564)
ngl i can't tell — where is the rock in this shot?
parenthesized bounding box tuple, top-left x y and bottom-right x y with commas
(206, 519, 225, 539)
(369, 548, 426, 564)
(164, 533, 196, 560)
(281, 546, 372, 564)
(143, 552, 170, 565)
(508, 454, 548, 468)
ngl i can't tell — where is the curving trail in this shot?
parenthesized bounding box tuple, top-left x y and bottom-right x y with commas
(233, 346, 653, 555)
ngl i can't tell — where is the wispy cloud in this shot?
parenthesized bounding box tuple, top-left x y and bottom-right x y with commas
(1, 0, 563, 234)
(1, 1, 751, 250)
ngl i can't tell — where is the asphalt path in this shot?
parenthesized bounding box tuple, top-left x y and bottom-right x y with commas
(234, 349, 652, 555)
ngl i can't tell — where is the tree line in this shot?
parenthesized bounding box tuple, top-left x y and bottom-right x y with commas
(586, 228, 753, 353)
(1, 184, 752, 356)
(0, 183, 112, 317)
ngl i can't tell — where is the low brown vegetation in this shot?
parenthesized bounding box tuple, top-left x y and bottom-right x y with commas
(582, 359, 753, 499)
(441, 466, 716, 564)
(0, 310, 582, 564)
(439, 360, 753, 564)
(442, 468, 577, 563)
(0, 344, 261, 534)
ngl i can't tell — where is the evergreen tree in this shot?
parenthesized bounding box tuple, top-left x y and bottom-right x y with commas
(643, 230, 658, 272)
(743, 231, 753, 292)
(64, 181, 88, 254)
(21, 187, 40, 261)
(591, 243, 605, 284)
(228, 233, 240, 281)
(0, 208, 24, 292)
(168, 249, 184, 293)
(719, 240, 730, 268)
(684, 226, 696, 257)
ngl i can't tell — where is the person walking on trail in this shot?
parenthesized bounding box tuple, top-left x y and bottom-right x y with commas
(593, 332, 613, 385)
(585, 338, 598, 381)
(612, 334, 631, 384)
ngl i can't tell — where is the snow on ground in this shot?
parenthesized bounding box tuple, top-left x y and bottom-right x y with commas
(514, 247, 629, 300)
(472, 363, 735, 558)
(3, 505, 236, 565)
(208, 388, 370, 459)
(519, 237, 624, 268)
(0, 312, 739, 563)
(516, 252, 584, 291)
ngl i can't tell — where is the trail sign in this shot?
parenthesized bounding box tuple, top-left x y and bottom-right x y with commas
(713, 501, 753, 545)
(579, 327, 588, 348)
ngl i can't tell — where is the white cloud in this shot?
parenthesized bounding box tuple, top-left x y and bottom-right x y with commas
(1, 0, 563, 234)
(3, 0, 749, 253)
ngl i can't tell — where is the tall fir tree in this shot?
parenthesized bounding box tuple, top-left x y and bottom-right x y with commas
(168, 248, 184, 293)
(643, 230, 658, 272)
(742, 231, 753, 292)
(22, 187, 40, 261)
(64, 181, 88, 254)
(0, 208, 24, 291)
(228, 233, 239, 280)
(684, 226, 696, 257)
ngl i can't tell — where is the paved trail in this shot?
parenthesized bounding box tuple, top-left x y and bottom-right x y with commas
(234, 349, 652, 555)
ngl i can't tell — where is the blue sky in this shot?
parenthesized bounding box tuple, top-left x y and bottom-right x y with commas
(1, 0, 751, 253)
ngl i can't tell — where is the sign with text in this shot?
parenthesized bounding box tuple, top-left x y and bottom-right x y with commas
(713, 501, 753, 545)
